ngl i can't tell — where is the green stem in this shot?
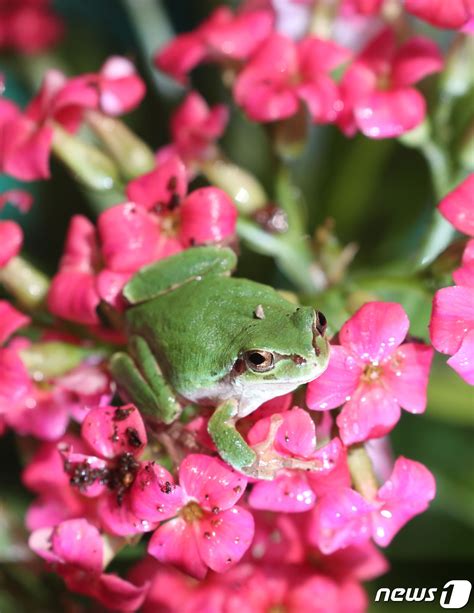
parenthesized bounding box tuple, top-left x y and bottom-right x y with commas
(0, 256, 49, 310)
(122, 0, 183, 100)
(415, 140, 457, 269)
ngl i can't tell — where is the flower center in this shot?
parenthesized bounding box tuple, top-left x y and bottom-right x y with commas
(181, 501, 204, 523)
(362, 363, 383, 383)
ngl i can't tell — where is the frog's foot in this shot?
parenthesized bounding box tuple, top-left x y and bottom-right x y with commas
(244, 415, 327, 481)
(109, 349, 181, 424)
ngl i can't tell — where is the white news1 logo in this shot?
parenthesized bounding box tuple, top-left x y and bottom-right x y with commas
(375, 580, 472, 608)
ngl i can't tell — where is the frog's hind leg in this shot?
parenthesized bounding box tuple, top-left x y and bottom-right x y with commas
(110, 336, 182, 424)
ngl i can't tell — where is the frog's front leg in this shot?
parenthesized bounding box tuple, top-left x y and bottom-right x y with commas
(110, 336, 181, 424)
(208, 401, 257, 473)
(209, 405, 332, 480)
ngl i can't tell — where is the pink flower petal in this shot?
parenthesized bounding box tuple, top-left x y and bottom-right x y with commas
(354, 87, 426, 139)
(99, 56, 145, 116)
(299, 36, 352, 75)
(306, 438, 351, 495)
(81, 404, 146, 459)
(248, 471, 316, 512)
(125, 156, 188, 210)
(429, 286, 474, 355)
(1, 117, 53, 181)
(0, 347, 34, 416)
(155, 33, 207, 85)
(197, 506, 255, 573)
(48, 270, 100, 325)
(30, 518, 103, 573)
(98, 202, 161, 273)
(25, 490, 85, 531)
(95, 573, 150, 613)
(204, 8, 274, 60)
(96, 269, 131, 310)
(98, 491, 156, 536)
(0, 220, 23, 267)
(275, 407, 317, 457)
(171, 91, 229, 160)
(131, 462, 183, 522)
(392, 37, 443, 87)
(59, 215, 99, 272)
(438, 175, 474, 237)
(447, 329, 474, 385)
(372, 457, 435, 546)
(180, 454, 248, 511)
(0, 301, 30, 345)
(383, 343, 434, 413)
(11, 392, 70, 441)
(286, 574, 341, 613)
(234, 34, 300, 122)
(309, 487, 375, 554)
(405, 0, 474, 29)
(320, 541, 389, 582)
(453, 240, 474, 287)
(337, 384, 402, 445)
(297, 75, 342, 124)
(148, 517, 208, 579)
(339, 302, 409, 364)
(307, 345, 363, 411)
(179, 187, 237, 246)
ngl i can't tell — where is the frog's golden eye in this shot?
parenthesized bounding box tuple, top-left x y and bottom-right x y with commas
(244, 350, 274, 373)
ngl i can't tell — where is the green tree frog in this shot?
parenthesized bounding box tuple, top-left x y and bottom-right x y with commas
(110, 246, 330, 479)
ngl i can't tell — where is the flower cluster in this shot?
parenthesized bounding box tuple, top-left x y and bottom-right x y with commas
(156, 3, 444, 138)
(0, 0, 472, 611)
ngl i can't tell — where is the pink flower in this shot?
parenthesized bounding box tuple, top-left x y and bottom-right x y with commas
(29, 518, 149, 611)
(338, 28, 443, 138)
(439, 175, 474, 238)
(157, 91, 229, 168)
(155, 7, 274, 84)
(125, 155, 237, 248)
(309, 456, 435, 553)
(0, 95, 53, 180)
(22, 435, 92, 530)
(0, 304, 33, 425)
(306, 302, 434, 445)
(0, 0, 63, 54)
(27, 56, 145, 130)
(131, 454, 253, 579)
(0, 220, 23, 267)
(430, 176, 474, 384)
(405, 0, 474, 29)
(0, 57, 144, 182)
(430, 286, 474, 384)
(48, 157, 236, 325)
(246, 407, 346, 512)
(234, 33, 351, 123)
(61, 404, 154, 536)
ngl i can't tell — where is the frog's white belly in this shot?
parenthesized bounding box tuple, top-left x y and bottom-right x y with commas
(185, 376, 308, 418)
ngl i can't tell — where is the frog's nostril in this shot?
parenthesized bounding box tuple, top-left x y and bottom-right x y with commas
(313, 311, 327, 337)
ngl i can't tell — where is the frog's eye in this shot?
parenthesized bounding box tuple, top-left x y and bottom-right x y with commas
(244, 350, 274, 373)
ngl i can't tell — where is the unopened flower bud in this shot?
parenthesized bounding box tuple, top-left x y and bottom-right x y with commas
(52, 124, 120, 192)
(200, 157, 268, 215)
(86, 110, 155, 180)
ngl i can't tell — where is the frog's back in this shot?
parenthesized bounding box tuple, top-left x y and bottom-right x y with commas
(125, 275, 295, 395)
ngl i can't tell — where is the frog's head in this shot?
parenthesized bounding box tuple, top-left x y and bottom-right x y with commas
(227, 304, 330, 417)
